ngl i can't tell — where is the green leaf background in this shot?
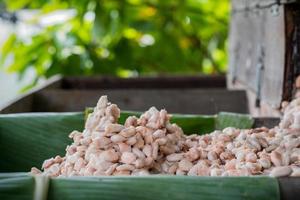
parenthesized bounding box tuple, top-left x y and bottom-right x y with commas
(0, 0, 229, 89)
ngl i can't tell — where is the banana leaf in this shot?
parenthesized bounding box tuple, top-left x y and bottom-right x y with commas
(0, 175, 34, 200)
(0, 113, 84, 172)
(0, 110, 254, 173)
(0, 173, 28, 180)
(0, 174, 280, 200)
(0, 112, 279, 200)
(215, 112, 254, 130)
(48, 176, 279, 200)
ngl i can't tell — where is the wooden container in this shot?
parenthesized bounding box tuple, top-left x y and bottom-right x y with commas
(0, 75, 250, 115)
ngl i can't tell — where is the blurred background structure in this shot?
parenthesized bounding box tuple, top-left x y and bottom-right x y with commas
(0, 0, 229, 107)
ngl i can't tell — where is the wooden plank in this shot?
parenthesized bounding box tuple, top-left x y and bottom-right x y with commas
(253, 117, 280, 128)
(283, 4, 300, 101)
(262, 5, 286, 107)
(278, 177, 300, 200)
(0, 95, 33, 114)
(0, 76, 62, 114)
(32, 89, 249, 114)
(0, 76, 230, 113)
(228, 3, 266, 92)
(228, 3, 286, 109)
(232, 0, 299, 11)
(61, 75, 226, 89)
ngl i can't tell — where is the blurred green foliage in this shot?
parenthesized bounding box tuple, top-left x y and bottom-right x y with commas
(0, 0, 229, 88)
